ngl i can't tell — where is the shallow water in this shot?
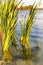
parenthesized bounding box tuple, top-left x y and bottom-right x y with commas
(14, 10, 43, 64)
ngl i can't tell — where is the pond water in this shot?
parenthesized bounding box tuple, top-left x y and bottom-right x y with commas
(14, 10, 43, 65)
(15, 10, 43, 48)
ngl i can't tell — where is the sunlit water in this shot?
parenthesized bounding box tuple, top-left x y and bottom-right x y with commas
(14, 10, 43, 64)
(15, 10, 43, 48)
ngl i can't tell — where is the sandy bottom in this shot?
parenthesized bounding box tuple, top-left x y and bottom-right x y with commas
(0, 58, 43, 65)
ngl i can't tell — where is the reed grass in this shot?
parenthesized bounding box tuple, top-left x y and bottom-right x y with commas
(0, 0, 22, 60)
(20, 0, 41, 60)
(0, 0, 41, 61)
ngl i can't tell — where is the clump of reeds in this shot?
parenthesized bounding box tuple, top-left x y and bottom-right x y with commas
(0, 0, 22, 60)
(20, 1, 41, 60)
